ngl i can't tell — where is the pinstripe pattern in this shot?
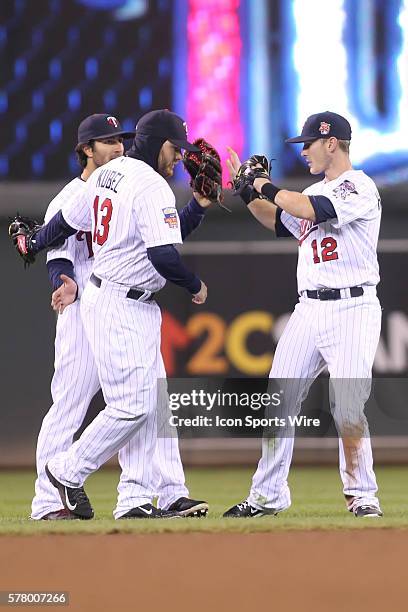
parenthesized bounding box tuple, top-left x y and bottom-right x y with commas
(281, 170, 381, 292)
(31, 300, 100, 519)
(149, 357, 189, 510)
(33, 164, 189, 518)
(115, 353, 188, 517)
(48, 282, 161, 488)
(248, 171, 382, 513)
(33, 284, 188, 516)
(44, 177, 94, 294)
(62, 157, 183, 290)
(32, 179, 98, 518)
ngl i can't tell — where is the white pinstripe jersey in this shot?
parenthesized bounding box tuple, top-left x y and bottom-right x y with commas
(61, 156, 182, 291)
(280, 170, 381, 292)
(44, 177, 94, 294)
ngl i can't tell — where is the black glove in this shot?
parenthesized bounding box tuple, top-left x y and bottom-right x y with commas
(183, 138, 230, 211)
(232, 155, 271, 198)
(8, 215, 42, 267)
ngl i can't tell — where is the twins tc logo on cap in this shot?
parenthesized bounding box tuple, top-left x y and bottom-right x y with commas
(319, 121, 331, 135)
(107, 116, 119, 128)
(162, 207, 178, 228)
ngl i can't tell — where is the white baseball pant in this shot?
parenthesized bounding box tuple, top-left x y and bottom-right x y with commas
(248, 288, 382, 511)
(32, 281, 187, 519)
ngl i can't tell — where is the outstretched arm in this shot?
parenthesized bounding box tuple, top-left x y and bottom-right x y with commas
(226, 147, 278, 232)
(254, 177, 315, 221)
(9, 210, 77, 266)
(32, 210, 77, 251)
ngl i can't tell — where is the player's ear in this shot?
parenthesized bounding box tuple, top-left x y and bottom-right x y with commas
(83, 143, 94, 159)
(327, 137, 337, 152)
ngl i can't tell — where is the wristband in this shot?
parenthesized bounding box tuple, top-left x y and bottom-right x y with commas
(240, 185, 256, 206)
(261, 182, 281, 203)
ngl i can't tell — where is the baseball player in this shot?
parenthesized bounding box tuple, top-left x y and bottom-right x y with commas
(31, 113, 208, 520)
(20, 110, 216, 519)
(224, 111, 383, 518)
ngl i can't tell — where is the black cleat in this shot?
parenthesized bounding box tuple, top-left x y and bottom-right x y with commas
(118, 503, 182, 519)
(45, 464, 94, 520)
(346, 496, 383, 518)
(166, 497, 209, 517)
(353, 504, 383, 518)
(223, 500, 276, 518)
(40, 509, 79, 520)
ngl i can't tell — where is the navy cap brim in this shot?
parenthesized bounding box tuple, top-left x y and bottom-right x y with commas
(169, 138, 200, 152)
(285, 135, 319, 143)
(79, 130, 135, 144)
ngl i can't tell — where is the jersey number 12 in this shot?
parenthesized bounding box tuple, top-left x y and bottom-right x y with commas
(93, 196, 113, 245)
(311, 237, 338, 264)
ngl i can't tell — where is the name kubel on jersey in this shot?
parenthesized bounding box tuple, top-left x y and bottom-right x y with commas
(61, 156, 183, 292)
(44, 177, 94, 295)
(280, 170, 382, 293)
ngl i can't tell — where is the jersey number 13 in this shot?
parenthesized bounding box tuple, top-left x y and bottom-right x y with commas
(93, 196, 113, 245)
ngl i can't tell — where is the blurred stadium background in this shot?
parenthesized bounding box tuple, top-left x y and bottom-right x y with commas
(1, 0, 408, 467)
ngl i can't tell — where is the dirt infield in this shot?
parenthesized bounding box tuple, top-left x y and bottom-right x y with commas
(0, 531, 406, 611)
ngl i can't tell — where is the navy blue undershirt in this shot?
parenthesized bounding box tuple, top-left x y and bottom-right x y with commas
(32, 210, 76, 252)
(47, 258, 75, 289)
(275, 195, 336, 238)
(308, 195, 336, 223)
(147, 245, 201, 294)
(179, 197, 206, 240)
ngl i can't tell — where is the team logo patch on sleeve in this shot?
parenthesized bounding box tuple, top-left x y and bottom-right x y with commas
(333, 180, 358, 200)
(162, 207, 178, 228)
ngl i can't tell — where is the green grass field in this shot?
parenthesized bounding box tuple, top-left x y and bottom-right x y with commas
(0, 466, 407, 534)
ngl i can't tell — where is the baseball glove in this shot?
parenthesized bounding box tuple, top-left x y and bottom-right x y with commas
(183, 138, 230, 211)
(232, 154, 271, 197)
(8, 214, 42, 267)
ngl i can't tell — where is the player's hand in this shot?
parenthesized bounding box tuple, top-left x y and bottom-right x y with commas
(226, 146, 241, 181)
(51, 274, 78, 314)
(253, 175, 272, 193)
(192, 280, 207, 305)
(193, 192, 212, 208)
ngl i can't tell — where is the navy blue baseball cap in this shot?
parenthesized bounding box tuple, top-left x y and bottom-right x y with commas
(77, 114, 135, 144)
(286, 111, 352, 143)
(135, 109, 199, 151)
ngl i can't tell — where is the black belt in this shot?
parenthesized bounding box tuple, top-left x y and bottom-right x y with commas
(90, 274, 156, 302)
(305, 286, 364, 301)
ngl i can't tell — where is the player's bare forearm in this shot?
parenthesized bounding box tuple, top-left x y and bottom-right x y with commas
(253, 176, 316, 222)
(275, 190, 316, 221)
(247, 198, 278, 232)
